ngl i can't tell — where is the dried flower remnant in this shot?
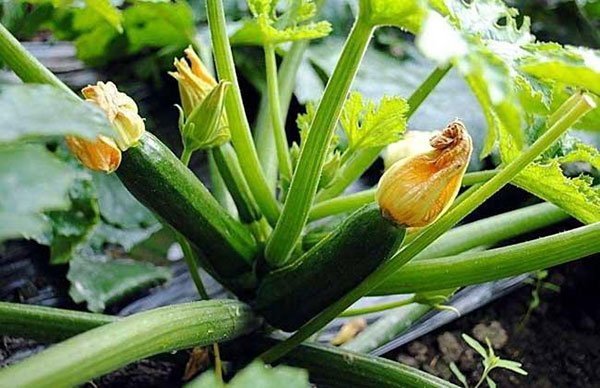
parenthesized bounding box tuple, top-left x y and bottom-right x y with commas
(376, 120, 472, 228)
(330, 318, 368, 346)
(66, 81, 144, 173)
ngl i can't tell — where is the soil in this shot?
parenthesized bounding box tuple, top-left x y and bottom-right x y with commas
(388, 259, 600, 388)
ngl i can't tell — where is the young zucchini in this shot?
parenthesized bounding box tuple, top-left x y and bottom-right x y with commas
(255, 203, 405, 331)
(117, 132, 258, 280)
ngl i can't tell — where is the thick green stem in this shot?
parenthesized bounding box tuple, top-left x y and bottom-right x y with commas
(0, 301, 260, 388)
(373, 222, 600, 294)
(316, 65, 452, 202)
(206, 0, 280, 225)
(278, 340, 458, 388)
(265, 16, 374, 267)
(255, 40, 310, 189)
(0, 302, 115, 342)
(0, 23, 75, 97)
(259, 92, 596, 363)
(309, 170, 498, 221)
(412, 201, 568, 262)
(264, 44, 293, 180)
(339, 297, 416, 318)
(212, 144, 263, 224)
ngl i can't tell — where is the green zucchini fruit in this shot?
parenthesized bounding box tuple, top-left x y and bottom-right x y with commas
(117, 132, 258, 279)
(255, 203, 405, 331)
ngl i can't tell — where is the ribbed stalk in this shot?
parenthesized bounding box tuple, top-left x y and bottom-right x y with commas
(0, 301, 260, 388)
(373, 222, 600, 294)
(0, 302, 115, 342)
(265, 16, 374, 267)
(206, 0, 281, 225)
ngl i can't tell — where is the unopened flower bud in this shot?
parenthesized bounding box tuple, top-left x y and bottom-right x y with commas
(169, 46, 217, 116)
(81, 81, 145, 151)
(65, 135, 121, 173)
(376, 120, 472, 228)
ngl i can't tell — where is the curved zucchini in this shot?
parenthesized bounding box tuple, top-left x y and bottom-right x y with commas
(255, 204, 405, 331)
(117, 132, 257, 279)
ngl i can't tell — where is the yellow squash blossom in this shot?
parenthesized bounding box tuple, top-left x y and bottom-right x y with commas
(376, 120, 473, 228)
(66, 81, 145, 173)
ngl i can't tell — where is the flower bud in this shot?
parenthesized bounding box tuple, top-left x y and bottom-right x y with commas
(376, 120, 472, 228)
(65, 135, 121, 173)
(169, 46, 217, 116)
(81, 81, 145, 151)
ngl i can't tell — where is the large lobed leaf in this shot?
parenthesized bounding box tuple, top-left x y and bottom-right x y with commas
(0, 84, 114, 142)
(231, 0, 331, 46)
(188, 361, 309, 388)
(0, 144, 76, 240)
(414, 0, 600, 224)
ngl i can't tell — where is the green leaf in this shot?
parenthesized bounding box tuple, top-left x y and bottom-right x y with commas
(496, 359, 528, 375)
(340, 92, 408, 151)
(511, 160, 600, 224)
(363, 0, 428, 34)
(0, 84, 114, 143)
(462, 333, 487, 358)
(47, 176, 100, 264)
(84, 0, 123, 33)
(486, 376, 497, 388)
(88, 172, 160, 252)
(123, 1, 195, 53)
(188, 361, 309, 388)
(0, 144, 76, 241)
(92, 173, 157, 229)
(68, 254, 171, 312)
(230, 0, 331, 46)
(449, 362, 468, 388)
(520, 43, 600, 96)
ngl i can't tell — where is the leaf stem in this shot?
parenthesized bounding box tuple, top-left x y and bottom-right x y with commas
(0, 301, 259, 387)
(259, 92, 596, 363)
(265, 15, 374, 267)
(264, 44, 293, 180)
(316, 65, 452, 202)
(339, 296, 416, 317)
(212, 144, 263, 224)
(0, 23, 75, 97)
(255, 40, 311, 189)
(373, 222, 600, 294)
(206, 0, 280, 225)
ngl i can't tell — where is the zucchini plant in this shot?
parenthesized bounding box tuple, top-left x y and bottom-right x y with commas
(0, 0, 599, 386)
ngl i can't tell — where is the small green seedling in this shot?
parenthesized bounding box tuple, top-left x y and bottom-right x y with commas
(450, 334, 528, 388)
(519, 270, 561, 329)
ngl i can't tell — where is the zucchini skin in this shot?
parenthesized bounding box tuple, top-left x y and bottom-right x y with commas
(255, 203, 405, 331)
(117, 132, 257, 279)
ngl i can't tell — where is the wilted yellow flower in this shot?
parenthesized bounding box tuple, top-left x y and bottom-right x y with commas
(169, 46, 217, 116)
(81, 81, 145, 151)
(383, 130, 437, 170)
(376, 120, 472, 228)
(65, 135, 121, 173)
